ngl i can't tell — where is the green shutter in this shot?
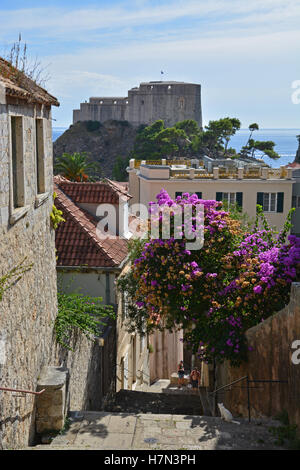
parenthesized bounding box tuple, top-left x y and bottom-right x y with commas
(196, 192, 202, 199)
(257, 192, 264, 210)
(277, 192, 284, 213)
(216, 192, 223, 201)
(236, 192, 243, 208)
(175, 192, 182, 198)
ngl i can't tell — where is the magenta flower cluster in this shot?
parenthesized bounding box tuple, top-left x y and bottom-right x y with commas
(130, 189, 300, 366)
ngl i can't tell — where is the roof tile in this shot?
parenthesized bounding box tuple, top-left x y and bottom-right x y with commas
(54, 179, 130, 268)
(0, 56, 59, 106)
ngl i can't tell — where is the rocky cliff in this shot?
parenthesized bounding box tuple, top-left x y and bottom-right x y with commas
(53, 120, 138, 178)
(295, 137, 300, 164)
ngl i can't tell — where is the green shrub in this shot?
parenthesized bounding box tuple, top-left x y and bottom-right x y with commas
(85, 120, 102, 132)
(54, 292, 115, 350)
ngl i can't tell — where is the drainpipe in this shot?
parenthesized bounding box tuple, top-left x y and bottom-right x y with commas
(191, 322, 196, 370)
(105, 272, 110, 305)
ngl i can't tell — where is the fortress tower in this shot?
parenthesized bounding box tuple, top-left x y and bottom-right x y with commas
(73, 81, 202, 128)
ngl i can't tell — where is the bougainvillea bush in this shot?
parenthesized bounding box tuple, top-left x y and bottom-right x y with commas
(117, 190, 300, 366)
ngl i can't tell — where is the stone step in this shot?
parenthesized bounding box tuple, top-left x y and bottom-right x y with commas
(27, 411, 287, 451)
(104, 389, 204, 416)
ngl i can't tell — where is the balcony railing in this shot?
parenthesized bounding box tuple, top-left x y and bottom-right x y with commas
(129, 159, 292, 180)
(134, 159, 191, 169)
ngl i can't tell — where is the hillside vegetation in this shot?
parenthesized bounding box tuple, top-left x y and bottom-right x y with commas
(53, 120, 137, 179)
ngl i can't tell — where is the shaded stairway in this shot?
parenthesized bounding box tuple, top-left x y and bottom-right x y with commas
(103, 389, 204, 415)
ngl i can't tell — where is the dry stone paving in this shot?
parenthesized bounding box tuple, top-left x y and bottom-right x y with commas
(29, 411, 287, 450)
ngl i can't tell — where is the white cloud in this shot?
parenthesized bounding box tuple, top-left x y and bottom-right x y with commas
(47, 70, 127, 99)
(3, 0, 298, 127)
(0, 0, 300, 37)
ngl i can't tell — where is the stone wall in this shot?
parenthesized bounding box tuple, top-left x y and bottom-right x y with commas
(116, 265, 150, 391)
(52, 322, 116, 412)
(73, 81, 202, 128)
(0, 95, 117, 449)
(149, 329, 183, 381)
(0, 98, 58, 449)
(36, 366, 68, 435)
(216, 283, 300, 430)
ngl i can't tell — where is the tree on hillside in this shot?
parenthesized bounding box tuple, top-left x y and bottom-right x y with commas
(131, 119, 200, 160)
(132, 120, 165, 160)
(174, 119, 199, 139)
(112, 155, 130, 181)
(54, 152, 100, 181)
(129, 116, 280, 163)
(247, 123, 259, 143)
(241, 139, 280, 160)
(294, 135, 300, 164)
(192, 117, 241, 158)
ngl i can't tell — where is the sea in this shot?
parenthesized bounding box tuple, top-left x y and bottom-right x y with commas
(52, 127, 299, 168)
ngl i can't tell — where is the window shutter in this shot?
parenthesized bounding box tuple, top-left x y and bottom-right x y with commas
(257, 192, 264, 209)
(175, 192, 182, 198)
(277, 192, 284, 213)
(236, 192, 243, 208)
(196, 192, 202, 199)
(216, 192, 223, 201)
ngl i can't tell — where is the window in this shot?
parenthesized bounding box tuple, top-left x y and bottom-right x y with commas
(36, 119, 45, 194)
(223, 192, 236, 205)
(263, 192, 276, 212)
(292, 196, 300, 208)
(216, 192, 243, 208)
(10, 116, 25, 209)
(178, 97, 185, 109)
(257, 192, 284, 213)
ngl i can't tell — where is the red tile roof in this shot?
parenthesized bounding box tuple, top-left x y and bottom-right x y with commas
(286, 162, 300, 169)
(0, 56, 59, 106)
(54, 175, 130, 204)
(54, 178, 130, 268)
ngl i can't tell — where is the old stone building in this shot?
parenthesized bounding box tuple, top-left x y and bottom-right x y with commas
(0, 57, 59, 448)
(73, 81, 202, 128)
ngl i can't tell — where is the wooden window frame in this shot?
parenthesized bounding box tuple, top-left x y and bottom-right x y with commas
(35, 118, 46, 195)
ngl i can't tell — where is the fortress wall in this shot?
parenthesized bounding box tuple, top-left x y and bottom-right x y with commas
(74, 99, 129, 123)
(128, 82, 202, 127)
(73, 82, 202, 127)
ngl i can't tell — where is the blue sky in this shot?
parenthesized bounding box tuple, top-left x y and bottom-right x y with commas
(1, 0, 300, 128)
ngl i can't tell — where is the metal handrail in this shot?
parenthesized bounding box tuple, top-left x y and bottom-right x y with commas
(209, 375, 248, 395)
(0, 386, 45, 396)
(114, 363, 151, 379)
(209, 375, 288, 422)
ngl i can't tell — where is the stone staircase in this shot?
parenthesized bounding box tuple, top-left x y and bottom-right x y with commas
(103, 388, 204, 415)
(30, 410, 287, 451)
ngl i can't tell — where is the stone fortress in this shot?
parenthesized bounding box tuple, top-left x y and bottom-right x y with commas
(73, 81, 202, 128)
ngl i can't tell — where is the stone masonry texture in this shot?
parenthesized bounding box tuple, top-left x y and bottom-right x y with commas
(216, 283, 300, 432)
(0, 100, 58, 449)
(73, 81, 202, 128)
(0, 97, 115, 449)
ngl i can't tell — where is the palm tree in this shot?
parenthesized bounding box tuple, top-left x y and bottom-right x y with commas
(54, 152, 100, 181)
